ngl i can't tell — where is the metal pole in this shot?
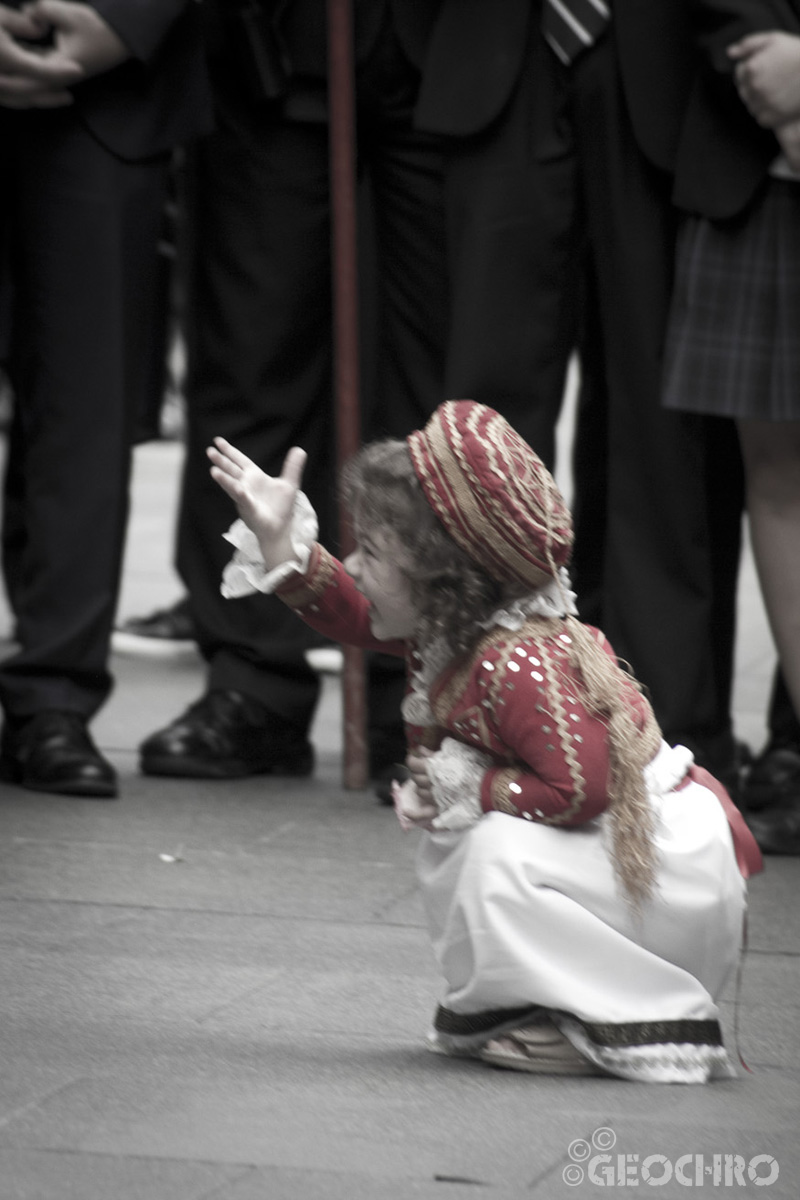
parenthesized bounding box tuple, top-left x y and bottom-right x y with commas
(327, 0, 368, 789)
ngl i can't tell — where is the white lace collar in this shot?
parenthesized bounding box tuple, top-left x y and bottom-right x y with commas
(480, 569, 578, 629)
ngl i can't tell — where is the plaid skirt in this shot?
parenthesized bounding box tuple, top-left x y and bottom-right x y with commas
(663, 179, 800, 421)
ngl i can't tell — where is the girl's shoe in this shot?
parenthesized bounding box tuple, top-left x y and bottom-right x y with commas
(480, 1022, 599, 1075)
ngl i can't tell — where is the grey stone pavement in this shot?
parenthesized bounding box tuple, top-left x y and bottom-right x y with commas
(0, 429, 798, 1200)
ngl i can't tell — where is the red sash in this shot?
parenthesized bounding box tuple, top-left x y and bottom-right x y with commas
(687, 764, 763, 879)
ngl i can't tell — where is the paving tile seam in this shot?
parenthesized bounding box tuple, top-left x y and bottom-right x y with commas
(745, 948, 800, 959)
(0, 1080, 85, 1132)
(2, 846, 416, 871)
(5, 1143, 473, 1191)
(4, 1144, 265, 1176)
(0, 896, 426, 928)
(3, 836, 405, 862)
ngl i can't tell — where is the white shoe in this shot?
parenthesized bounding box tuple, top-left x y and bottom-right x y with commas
(480, 1022, 599, 1075)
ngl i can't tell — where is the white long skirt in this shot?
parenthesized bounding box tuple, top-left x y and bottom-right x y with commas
(418, 759, 746, 1084)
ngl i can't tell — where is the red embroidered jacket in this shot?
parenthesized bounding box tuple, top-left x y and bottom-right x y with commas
(276, 544, 657, 828)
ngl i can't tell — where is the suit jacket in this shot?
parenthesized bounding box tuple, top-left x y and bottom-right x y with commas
(276, 0, 443, 75)
(202, 0, 442, 121)
(414, 0, 696, 173)
(70, 0, 213, 161)
(672, 0, 800, 219)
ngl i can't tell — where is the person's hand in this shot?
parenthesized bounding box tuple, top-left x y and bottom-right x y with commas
(728, 31, 800, 127)
(391, 777, 437, 832)
(406, 747, 435, 808)
(25, 1, 129, 79)
(208, 438, 308, 571)
(776, 115, 800, 171)
(0, 4, 82, 108)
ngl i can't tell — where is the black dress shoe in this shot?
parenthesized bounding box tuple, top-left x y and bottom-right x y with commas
(139, 689, 314, 778)
(112, 597, 196, 658)
(746, 798, 800, 856)
(716, 739, 753, 805)
(741, 740, 800, 812)
(0, 711, 118, 798)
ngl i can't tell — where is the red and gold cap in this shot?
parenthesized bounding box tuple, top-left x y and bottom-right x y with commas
(407, 401, 573, 589)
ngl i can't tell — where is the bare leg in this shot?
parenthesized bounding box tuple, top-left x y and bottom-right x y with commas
(738, 418, 800, 853)
(738, 418, 800, 722)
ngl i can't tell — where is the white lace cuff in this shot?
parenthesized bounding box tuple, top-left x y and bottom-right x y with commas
(427, 736, 491, 831)
(220, 492, 318, 598)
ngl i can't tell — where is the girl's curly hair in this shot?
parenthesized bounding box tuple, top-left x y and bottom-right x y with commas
(342, 438, 530, 657)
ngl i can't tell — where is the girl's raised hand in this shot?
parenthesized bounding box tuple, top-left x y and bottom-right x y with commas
(207, 438, 307, 569)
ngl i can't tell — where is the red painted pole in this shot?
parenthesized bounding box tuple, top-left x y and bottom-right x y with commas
(327, 0, 368, 789)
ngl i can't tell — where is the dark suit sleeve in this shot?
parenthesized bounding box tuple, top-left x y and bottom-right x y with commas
(89, 0, 192, 63)
(689, 0, 800, 71)
(415, 0, 530, 136)
(671, 0, 800, 217)
(74, 0, 213, 162)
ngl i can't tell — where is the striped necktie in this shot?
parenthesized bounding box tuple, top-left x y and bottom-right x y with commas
(542, 0, 611, 65)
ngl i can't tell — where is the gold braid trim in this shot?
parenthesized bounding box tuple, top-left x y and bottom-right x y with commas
(537, 636, 587, 824)
(483, 614, 662, 904)
(275, 544, 337, 610)
(430, 629, 504, 726)
(444, 406, 555, 586)
(481, 618, 588, 823)
(410, 408, 556, 588)
(490, 766, 524, 815)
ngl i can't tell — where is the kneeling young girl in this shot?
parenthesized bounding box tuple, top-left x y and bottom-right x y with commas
(208, 400, 761, 1084)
